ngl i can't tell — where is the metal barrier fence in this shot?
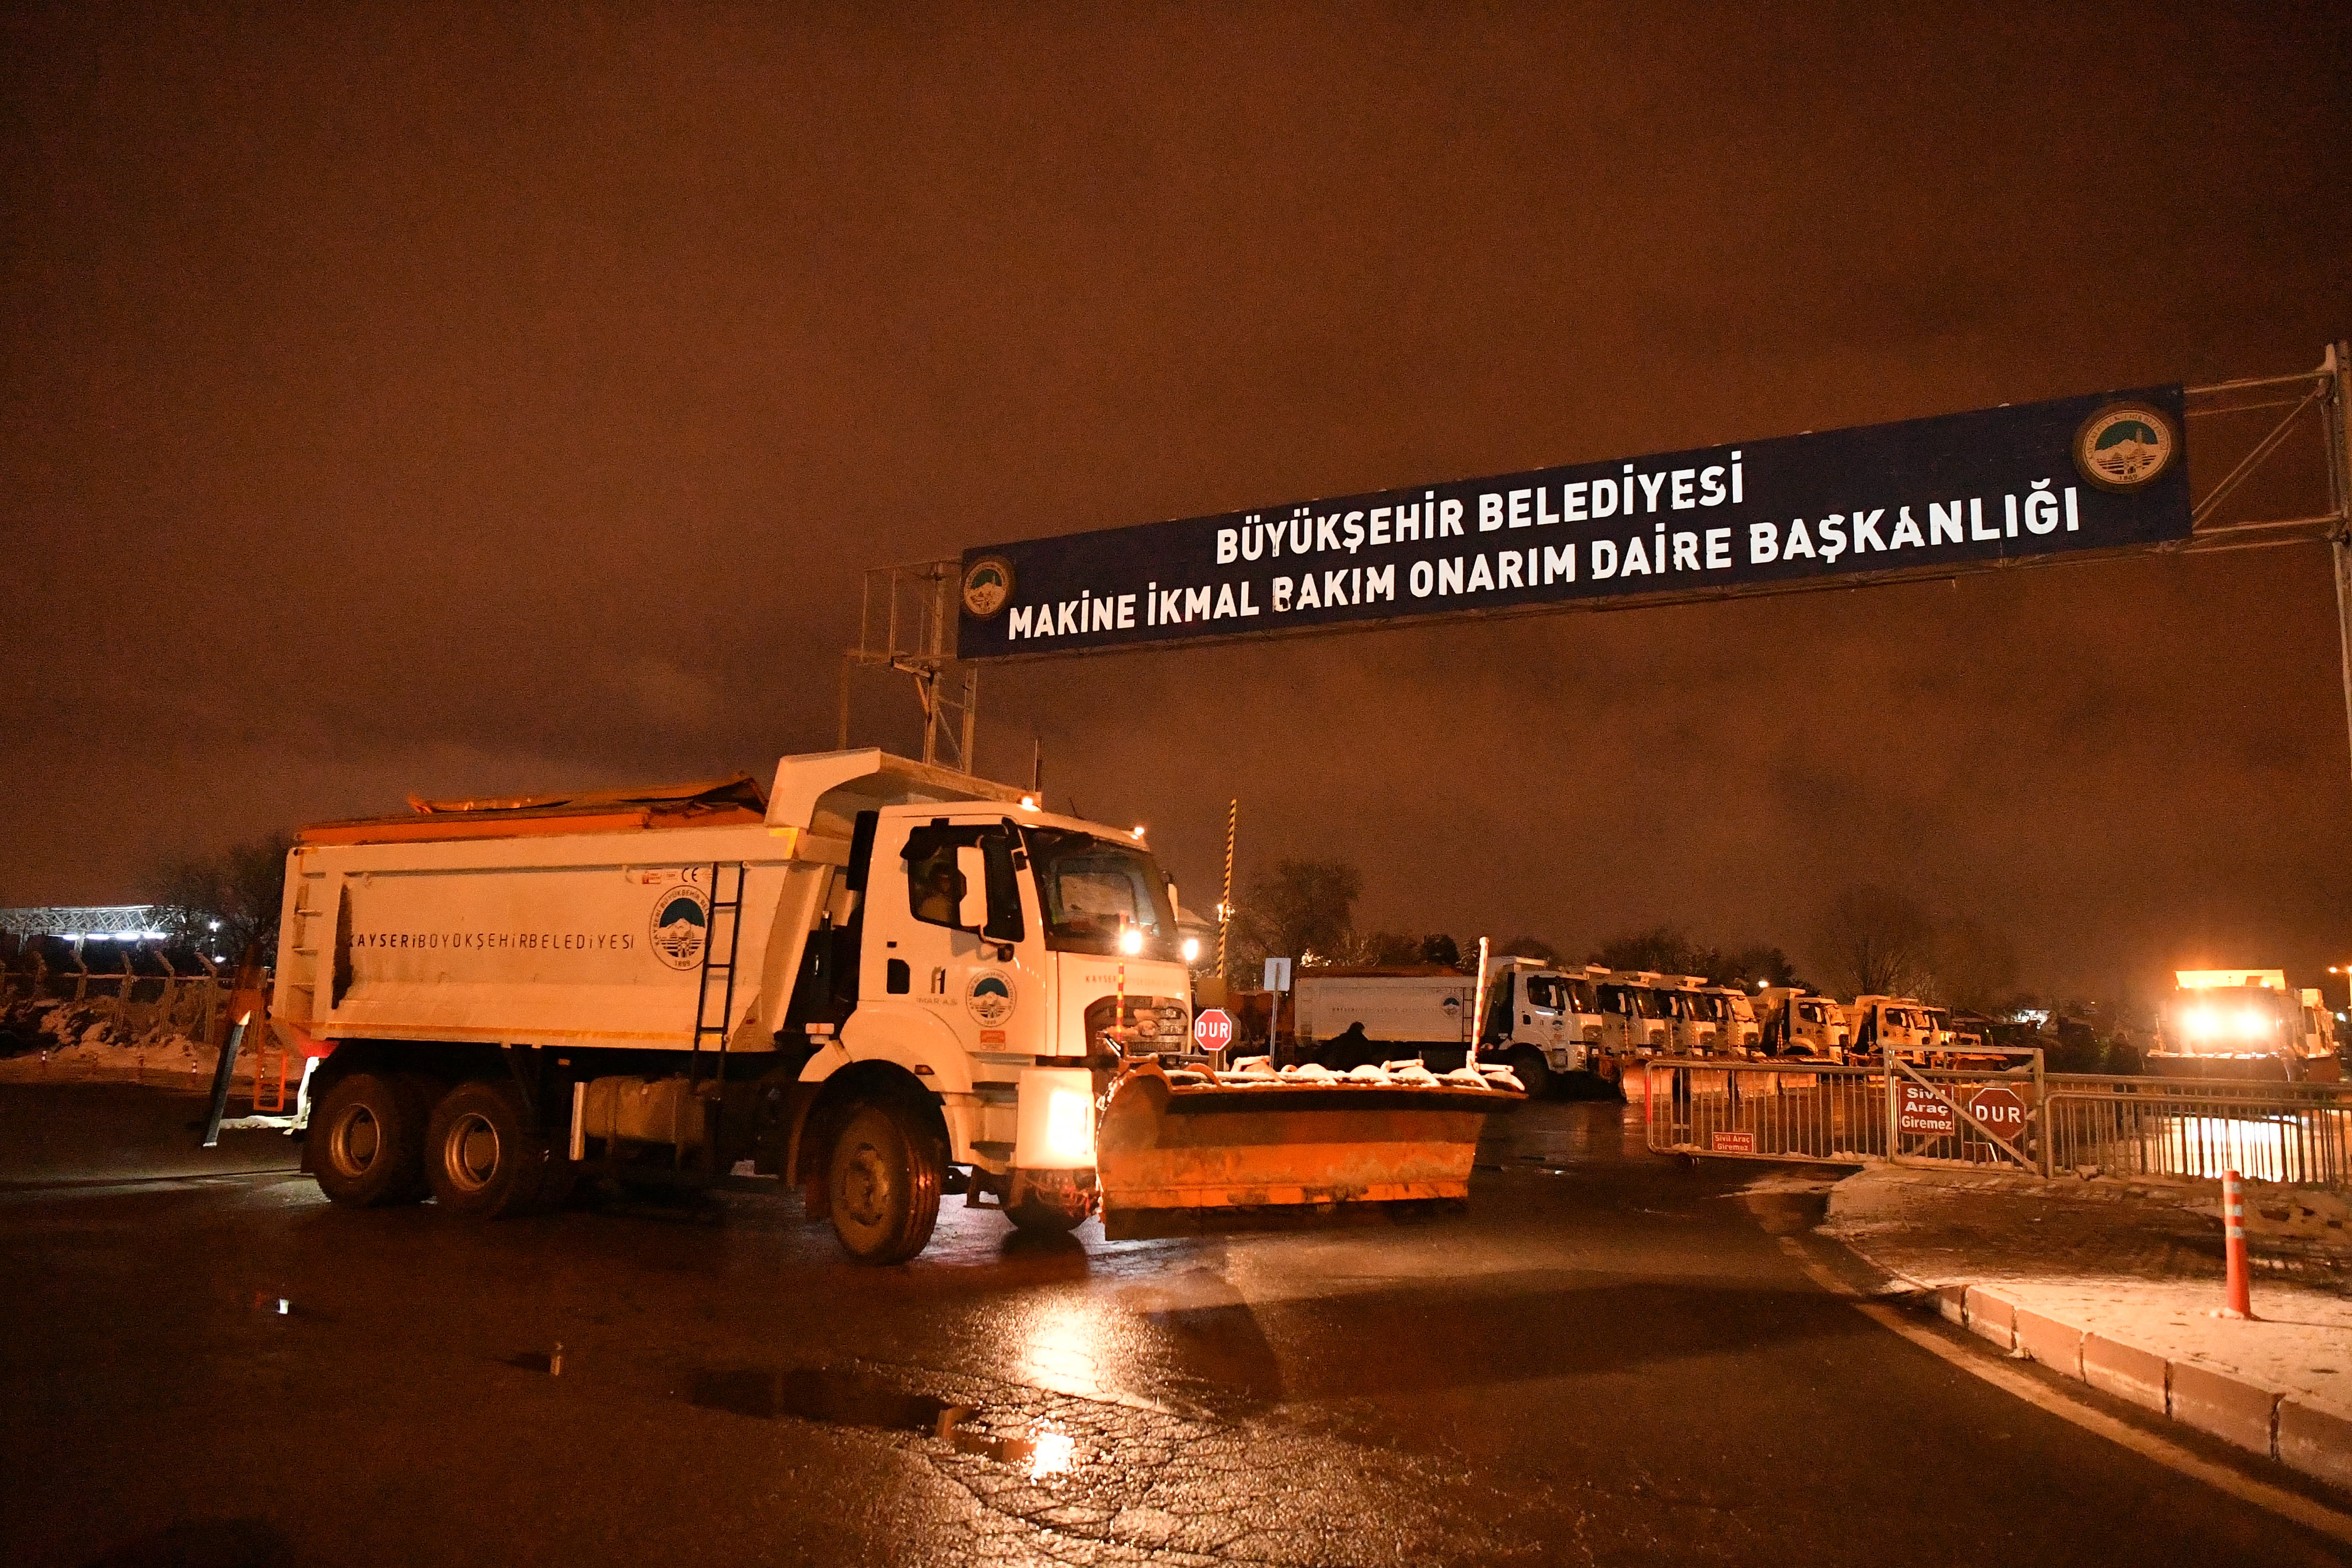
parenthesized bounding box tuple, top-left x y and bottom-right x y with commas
(1638, 1059, 1898, 1165)
(2045, 1076, 2352, 1186)
(1640, 1052, 2352, 1188)
(0, 949, 231, 1043)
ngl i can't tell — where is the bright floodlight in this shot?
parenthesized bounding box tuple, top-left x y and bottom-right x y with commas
(1181, 937, 1200, 963)
(1045, 1090, 1091, 1162)
(1119, 928, 1144, 956)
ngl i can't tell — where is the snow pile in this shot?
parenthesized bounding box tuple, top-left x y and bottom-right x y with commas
(0, 998, 265, 1087)
(1820, 1164, 2352, 1421)
(1202, 1058, 1521, 1092)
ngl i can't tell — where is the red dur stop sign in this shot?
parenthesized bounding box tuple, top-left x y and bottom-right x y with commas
(1967, 1085, 2028, 1137)
(1194, 1009, 1234, 1051)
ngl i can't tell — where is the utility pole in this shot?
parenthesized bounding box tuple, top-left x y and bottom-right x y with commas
(2329, 340, 2352, 787)
(1217, 797, 1237, 980)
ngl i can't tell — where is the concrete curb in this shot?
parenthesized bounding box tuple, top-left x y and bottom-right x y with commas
(1932, 1283, 2348, 1495)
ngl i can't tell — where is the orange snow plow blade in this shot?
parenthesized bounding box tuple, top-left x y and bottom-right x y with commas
(1093, 1063, 1520, 1240)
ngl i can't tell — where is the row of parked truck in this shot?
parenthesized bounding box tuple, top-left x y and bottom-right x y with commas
(1285, 958, 2007, 1096)
(1285, 956, 2344, 1091)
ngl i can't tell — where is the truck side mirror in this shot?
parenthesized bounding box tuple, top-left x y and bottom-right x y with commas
(955, 845, 988, 930)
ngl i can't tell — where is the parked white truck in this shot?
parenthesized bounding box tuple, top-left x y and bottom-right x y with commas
(1293, 957, 1603, 1097)
(1753, 988, 1851, 1059)
(2151, 969, 2342, 1082)
(276, 750, 1520, 1262)
(1843, 996, 1939, 1061)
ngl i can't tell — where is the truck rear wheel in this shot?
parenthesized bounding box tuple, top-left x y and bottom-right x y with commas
(826, 1101, 943, 1265)
(424, 1080, 552, 1219)
(311, 1071, 429, 1206)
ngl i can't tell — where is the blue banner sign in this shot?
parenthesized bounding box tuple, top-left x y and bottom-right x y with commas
(954, 385, 2189, 660)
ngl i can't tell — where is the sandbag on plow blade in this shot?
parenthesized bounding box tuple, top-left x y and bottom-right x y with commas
(1094, 1064, 1517, 1240)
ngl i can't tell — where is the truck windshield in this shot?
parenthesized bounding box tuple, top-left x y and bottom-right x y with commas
(1023, 828, 1180, 960)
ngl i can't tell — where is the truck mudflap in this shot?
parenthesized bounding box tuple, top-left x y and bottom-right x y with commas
(1092, 1061, 1520, 1240)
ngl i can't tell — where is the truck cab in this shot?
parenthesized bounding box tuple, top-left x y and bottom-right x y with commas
(1754, 988, 1849, 1058)
(1845, 995, 1937, 1061)
(1655, 976, 1723, 1056)
(816, 796, 1194, 1226)
(1596, 971, 1671, 1059)
(1486, 960, 1604, 1094)
(1713, 986, 1763, 1053)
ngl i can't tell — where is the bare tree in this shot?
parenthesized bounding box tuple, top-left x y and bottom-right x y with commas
(1224, 857, 1363, 984)
(1498, 934, 1560, 965)
(1586, 927, 1802, 988)
(148, 831, 295, 959)
(1928, 916, 2018, 1011)
(1591, 925, 1696, 974)
(1810, 885, 1936, 998)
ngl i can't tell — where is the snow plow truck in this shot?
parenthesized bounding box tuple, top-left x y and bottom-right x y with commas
(272, 749, 1522, 1263)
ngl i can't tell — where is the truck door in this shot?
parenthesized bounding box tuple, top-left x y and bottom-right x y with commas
(1520, 973, 1572, 1069)
(875, 818, 1038, 1059)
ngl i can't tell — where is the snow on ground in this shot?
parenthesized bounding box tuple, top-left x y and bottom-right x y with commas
(0, 998, 273, 1089)
(1820, 1163, 2352, 1420)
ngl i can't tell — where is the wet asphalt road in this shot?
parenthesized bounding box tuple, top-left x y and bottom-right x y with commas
(2, 1082, 2343, 1567)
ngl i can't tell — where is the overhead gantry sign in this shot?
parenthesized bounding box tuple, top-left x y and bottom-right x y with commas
(953, 385, 2190, 660)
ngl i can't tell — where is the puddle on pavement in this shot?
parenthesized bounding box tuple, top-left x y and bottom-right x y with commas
(950, 1422, 1078, 1477)
(688, 1366, 1081, 1478)
(691, 1365, 969, 1432)
(1739, 1190, 1831, 1234)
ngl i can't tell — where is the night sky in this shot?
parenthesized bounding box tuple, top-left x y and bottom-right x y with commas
(5, 5, 2348, 1005)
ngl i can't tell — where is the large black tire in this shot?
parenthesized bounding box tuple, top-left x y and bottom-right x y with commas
(310, 1070, 430, 1206)
(1005, 1186, 1089, 1234)
(424, 1080, 553, 1219)
(1508, 1048, 1553, 1100)
(825, 1101, 944, 1264)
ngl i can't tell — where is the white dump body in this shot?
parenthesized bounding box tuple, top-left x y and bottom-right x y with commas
(1294, 959, 1595, 1074)
(1293, 972, 1472, 1051)
(276, 826, 817, 1054)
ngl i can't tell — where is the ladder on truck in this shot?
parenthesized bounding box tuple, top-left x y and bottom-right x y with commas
(683, 862, 747, 1170)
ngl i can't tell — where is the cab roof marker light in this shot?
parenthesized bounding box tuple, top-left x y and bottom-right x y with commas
(1131, 825, 1145, 838)
(1019, 795, 1038, 810)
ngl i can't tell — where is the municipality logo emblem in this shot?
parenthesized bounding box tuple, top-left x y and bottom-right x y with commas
(961, 556, 1014, 618)
(649, 886, 710, 971)
(2073, 402, 2178, 492)
(966, 971, 1016, 1026)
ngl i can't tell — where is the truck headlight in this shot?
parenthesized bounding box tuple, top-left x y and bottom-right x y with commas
(1013, 1067, 1096, 1169)
(1046, 1091, 1090, 1162)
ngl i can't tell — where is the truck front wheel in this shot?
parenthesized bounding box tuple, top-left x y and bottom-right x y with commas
(826, 1102, 943, 1265)
(425, 1081, 552, 1219)
(1508, 1048, 1553, 1100)
(311, 1071, 429, 1206)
